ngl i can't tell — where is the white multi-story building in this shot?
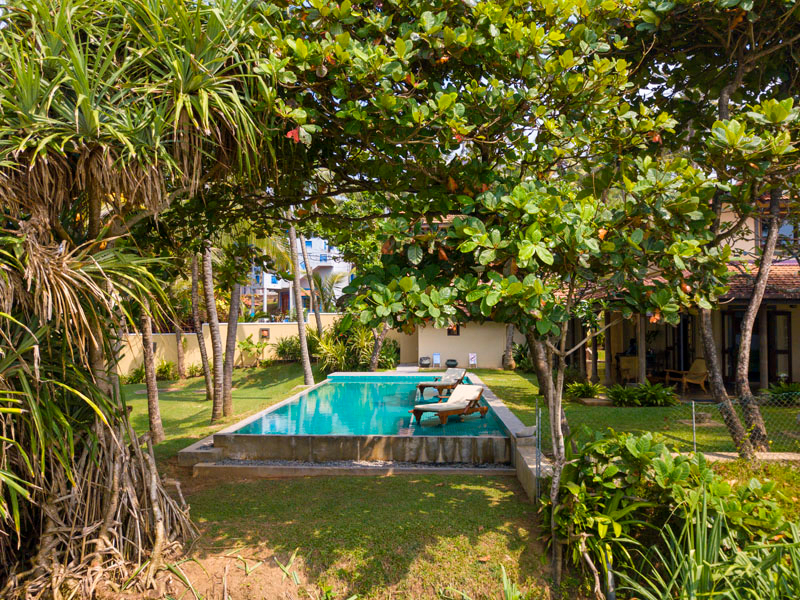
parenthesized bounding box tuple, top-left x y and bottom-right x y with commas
(243, 237, 352, 318)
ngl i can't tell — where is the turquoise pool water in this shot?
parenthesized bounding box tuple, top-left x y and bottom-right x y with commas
(234, 374, 507, 436)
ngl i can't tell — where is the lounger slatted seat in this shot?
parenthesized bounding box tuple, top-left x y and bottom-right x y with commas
(416, 368, 466, 398)
(410, 384, 487, 425)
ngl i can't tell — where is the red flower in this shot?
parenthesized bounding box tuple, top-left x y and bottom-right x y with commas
(286, 128, 300, 143)
(454, 133, 464, 143)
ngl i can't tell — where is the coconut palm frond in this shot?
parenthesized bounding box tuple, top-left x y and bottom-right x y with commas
(312, 270, 349, 311)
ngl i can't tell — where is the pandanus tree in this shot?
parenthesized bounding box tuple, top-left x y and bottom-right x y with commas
(0, 0, 261, 593)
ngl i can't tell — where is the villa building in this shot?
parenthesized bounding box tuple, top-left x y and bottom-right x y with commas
(242, 237, 352, 318)
(393, 207, 799, 385)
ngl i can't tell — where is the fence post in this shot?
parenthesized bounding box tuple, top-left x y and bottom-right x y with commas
(535, 397, 540, 499)
(691, 400, 697, 453)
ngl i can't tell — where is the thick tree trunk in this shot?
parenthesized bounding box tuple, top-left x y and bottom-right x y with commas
(529, 334, 566, 587)
(222, 282, 241, 416)
(174, 323, 186, 379)
(191, 254, 213, 401)
(502, 324, 516, 370)
(141, 299, 164, 443)
(87, 191, 111, 394)
(299, 234, 324, 334)
(734, 190, 780, 451)
(700, 309, 756, 458)
(202, 243, 224, 422)
(289, 226, 315, 385)
(370, 323, 390, 371)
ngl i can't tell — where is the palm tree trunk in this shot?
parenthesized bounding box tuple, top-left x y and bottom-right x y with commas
(141, 299, 164, 443)
(174, 323, 186, 379)
(734, 189, 780, 451)
(289, 226, 315, 385)
(191, 254, 213, 401)
(502, 324, 516, 370)
(222, 282, 241, 416)
(370, 323, 390, 371)
(202, 243, 224, 422)
(299, 235, 324, 334)
(700, 308, 755, 458)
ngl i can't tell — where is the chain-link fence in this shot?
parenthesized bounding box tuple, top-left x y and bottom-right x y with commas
(528, 392, 800, 498)
(533, 392, 800, 457)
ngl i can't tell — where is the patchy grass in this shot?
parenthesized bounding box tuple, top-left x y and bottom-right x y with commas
(123, 362, 323, 461)
(474, 369, 800, 453)
(189, 475, 547, 599)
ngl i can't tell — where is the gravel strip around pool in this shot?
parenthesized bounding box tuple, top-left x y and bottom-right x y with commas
(216, 458, 513, 469)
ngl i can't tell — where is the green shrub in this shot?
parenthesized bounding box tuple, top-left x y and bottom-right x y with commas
(378, 338, 399, 370)
(155, 360, 177, 381)
(123, 364, 145, 384)
(542, 429, 786, 598)
(608, 382, 678, 407)
(238, 334, 269, 366)
(635, 381, 679, 407)
(542, 430, 786, 590)
(512, 342, 534, 373)
(608, 384, 640, 406)
(619, 499, 800, 600)
(565, 381, 606, 400)
(274, 335, 302, 361)
(313, 317, 399, 374)
(186, 363, 204, 378)
(767, 381, 800, 406)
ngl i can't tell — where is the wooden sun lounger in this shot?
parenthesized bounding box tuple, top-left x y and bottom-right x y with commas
(410, 384, 487, 425)
(416, 368, 466, 398)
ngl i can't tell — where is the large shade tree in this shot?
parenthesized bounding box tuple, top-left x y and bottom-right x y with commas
(618, 0, 800, 455)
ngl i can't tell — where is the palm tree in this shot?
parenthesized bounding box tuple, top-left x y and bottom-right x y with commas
(191, 254, 214, 400)
(202, 242, 225, 422)
(141, 297, 165, 443)
(288, 225, 315, 385)
(312, 271, 350, 312)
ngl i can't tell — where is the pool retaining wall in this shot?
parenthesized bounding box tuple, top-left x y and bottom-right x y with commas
(213, 432, 511, 464)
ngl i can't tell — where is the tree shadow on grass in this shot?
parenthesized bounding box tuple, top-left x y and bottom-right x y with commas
(187, 475, 545, 598)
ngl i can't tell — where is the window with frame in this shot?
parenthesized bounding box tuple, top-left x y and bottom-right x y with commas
(447, 324, 460, 336)
(757, 200, 799, 257)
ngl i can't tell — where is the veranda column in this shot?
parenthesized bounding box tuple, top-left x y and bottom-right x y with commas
(637, 314, 647, 384)
(604, 311, 613, 386)
(759, 307, 769, 391)
(590, 329, 599, 383)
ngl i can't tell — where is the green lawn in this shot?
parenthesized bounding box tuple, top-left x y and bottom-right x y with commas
(190, 475, 546, 599)
(123, 362, 325, 461)
(474, 369, 800, 454)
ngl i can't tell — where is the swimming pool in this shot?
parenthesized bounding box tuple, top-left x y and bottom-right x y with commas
(234, 374, 507, 437)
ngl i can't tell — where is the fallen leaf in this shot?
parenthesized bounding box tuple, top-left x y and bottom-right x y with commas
(478, 556, 490, 563)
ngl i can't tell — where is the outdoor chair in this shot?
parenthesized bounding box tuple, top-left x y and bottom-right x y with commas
(416, 368, 467, 398)
(410, 384, 487, 425)
(665, 359, 708, 394)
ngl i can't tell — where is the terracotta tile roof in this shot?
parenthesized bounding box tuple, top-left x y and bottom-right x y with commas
(722, 263, 800, 301)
